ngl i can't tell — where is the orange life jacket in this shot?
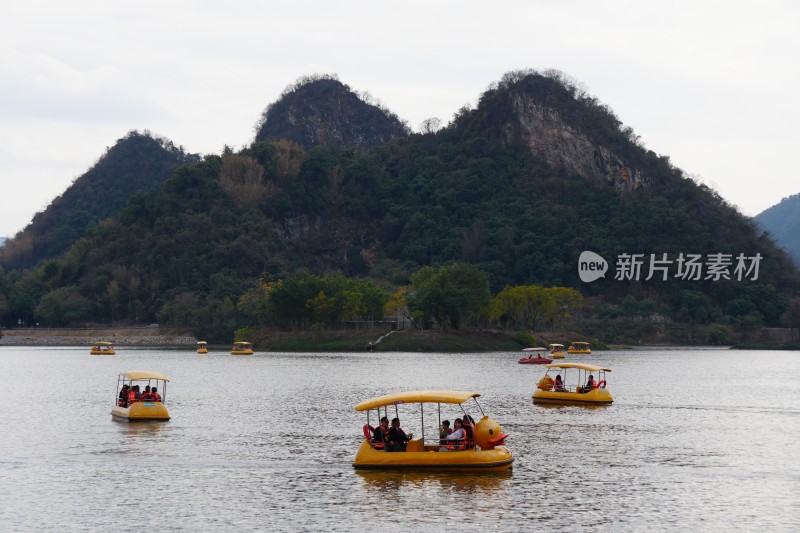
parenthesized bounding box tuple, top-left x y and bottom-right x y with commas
(445, 428, 467, 450)
(129, 391, 137, 403)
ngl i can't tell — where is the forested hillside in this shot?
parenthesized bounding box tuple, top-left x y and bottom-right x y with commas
(755, 193, 800, 265)
(0, 131, 200, 270)
(1, 70, 797, 342)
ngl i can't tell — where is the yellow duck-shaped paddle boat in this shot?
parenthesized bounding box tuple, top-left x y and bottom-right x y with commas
(353, 390, 512, 471)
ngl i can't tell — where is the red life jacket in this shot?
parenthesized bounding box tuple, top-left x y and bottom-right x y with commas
(128, 391, 137, 403)
(445, 428, 467, 450)
(140, 392, 154, 401)
(152, 393, 161, 402)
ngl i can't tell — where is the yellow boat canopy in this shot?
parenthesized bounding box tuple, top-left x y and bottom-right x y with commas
(545, 363, 611, 372)
(94, 341, 114, 346)
(571, 342, 590, 346)
(549, 343, 564, 347)
(355, 390, 480, 411)
(197, 341, 207, 345)
(118, 371, 170, 381)
(233, 342, 252, 346)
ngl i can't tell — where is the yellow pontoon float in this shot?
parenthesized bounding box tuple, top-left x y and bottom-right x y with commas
(353, 390, 512, 471)
(549, 343, 566, 359)
(567, 341, 592, 354)
(197, 341, 208, 354)
(231, 341, 253, 355)
(111, 371, 170, 421)
(91, 341, 115, 355)
(533, 363, 612, 405)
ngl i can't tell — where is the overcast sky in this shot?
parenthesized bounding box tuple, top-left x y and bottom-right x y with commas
(1, 1, 798, 237)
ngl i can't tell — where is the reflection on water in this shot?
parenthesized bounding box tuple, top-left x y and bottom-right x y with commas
(0, 346, 799, 531)
(355, 469, 512, 494)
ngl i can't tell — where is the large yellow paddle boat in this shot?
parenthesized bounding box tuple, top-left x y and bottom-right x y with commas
(197, 341, 208, 354)
(353, 390, 512, 471)
(231, 341, 253, 355)
(533, 363, 612, 405)
(111, 371, 171, 421)
(90, 341, 115, 355)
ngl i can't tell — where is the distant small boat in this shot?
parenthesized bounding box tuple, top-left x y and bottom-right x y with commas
(197, 341, 208, 354)
(548, 343, 566, 359)
(231, 341, 253, 355)
(567, 341, 591, 354)
(91, 341, 115, 355)
(518, 347, 553, 365)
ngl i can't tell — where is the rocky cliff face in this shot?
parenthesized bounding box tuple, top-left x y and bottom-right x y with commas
(510, 94, 651, 193)
(255, 78, 409, 150)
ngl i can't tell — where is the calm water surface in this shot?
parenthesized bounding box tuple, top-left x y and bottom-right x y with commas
(0, 346, 798, 531)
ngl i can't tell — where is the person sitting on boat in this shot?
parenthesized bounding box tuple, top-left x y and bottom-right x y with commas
(118, 384, 129, 407)
(151, 387, 161, 402)
(581, 374, 597, 393)
(462, 415, 475, 449)
(372, 417, 390, 448)
(439, 420, 452, 445)
(554, 374, 566, 392)
(440, 418, 467, 451)
(387, 418, 412, 452)
(128, 385, 141, 404)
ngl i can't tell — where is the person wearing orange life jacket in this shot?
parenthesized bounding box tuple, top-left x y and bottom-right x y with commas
(151, 387, 161, 402)
(128, 385, 141, 405)
(440, 418, 467, 451)
(372, 417, 390, 449)
(140, 389, 155, 401)
(462, 414, 475, 449)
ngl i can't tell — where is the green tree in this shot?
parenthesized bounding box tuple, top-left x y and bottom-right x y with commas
(409, 263, 490, 330)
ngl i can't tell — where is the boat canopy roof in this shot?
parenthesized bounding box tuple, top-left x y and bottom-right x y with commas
(118, 370, 170, 381)
(545, 363, 611, 372)
(523, 347, 548, 351)
(94, 341, 114, 346)
(571, 341, 590, 346)
(197, 341, 207, 345)
(233, 341, 252, 345)
(355, 390, 480, 411)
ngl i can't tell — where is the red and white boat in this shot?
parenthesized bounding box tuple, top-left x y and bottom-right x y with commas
(518, 347, 553, 365)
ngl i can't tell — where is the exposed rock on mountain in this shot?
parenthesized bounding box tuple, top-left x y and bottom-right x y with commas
(455, 70, 654, 193)
(254, 75, 409, 150)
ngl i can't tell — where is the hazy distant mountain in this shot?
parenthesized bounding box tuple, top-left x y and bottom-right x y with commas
(755, 193, 800, 265)
(0, 236, 6, 247)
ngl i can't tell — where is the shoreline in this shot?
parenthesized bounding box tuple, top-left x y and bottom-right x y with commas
(0, 327, 196, 346)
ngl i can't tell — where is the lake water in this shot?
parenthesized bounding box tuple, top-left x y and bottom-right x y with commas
(0, 346, 798, 531)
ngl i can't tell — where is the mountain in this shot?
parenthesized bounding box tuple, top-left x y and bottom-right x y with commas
(0, 131, 200, 270)
(254, 74, 409, 149)
(0, 70, 797, 339)
(755, 193, 800, 265)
